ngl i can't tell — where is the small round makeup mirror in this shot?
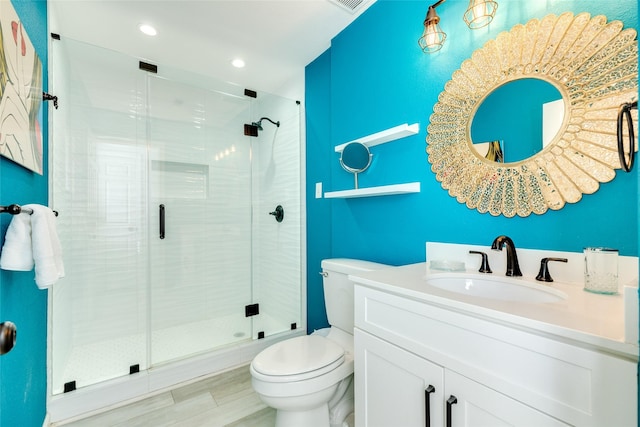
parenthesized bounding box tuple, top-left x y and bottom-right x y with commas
(340, 142, 372, 189)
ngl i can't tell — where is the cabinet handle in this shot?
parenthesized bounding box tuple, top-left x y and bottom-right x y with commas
(159, 204, 165, 239)
(446, 395, 458, 427)
(424, 385, 435, 427)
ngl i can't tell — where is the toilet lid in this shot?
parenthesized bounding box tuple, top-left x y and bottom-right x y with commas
(252, 335, 345, 377)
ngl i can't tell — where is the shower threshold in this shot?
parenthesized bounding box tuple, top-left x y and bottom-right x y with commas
(50, 316, 302, 423)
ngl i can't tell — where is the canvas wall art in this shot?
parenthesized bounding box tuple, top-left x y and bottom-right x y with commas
(0, 1, 43, 175)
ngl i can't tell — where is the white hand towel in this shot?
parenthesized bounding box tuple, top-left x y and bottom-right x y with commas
(27, 204, 65, 289)
(0, 211, 34, 271)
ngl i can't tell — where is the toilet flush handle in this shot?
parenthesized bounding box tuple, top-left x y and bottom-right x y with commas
(319, 271, 328, 277)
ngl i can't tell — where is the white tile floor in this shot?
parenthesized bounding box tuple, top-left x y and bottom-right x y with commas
(54, 365, 275, 427)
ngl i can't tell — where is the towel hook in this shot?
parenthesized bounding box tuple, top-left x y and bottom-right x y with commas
(43, 91, 58, 109)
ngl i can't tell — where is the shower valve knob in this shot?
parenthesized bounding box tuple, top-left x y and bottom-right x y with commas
(269, 205, 284, 222)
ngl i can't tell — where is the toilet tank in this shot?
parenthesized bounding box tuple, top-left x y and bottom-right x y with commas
(321, 258, 390, 333)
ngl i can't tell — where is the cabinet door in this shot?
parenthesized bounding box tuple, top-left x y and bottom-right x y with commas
(355, 329, 444, 427)
(444, 370, 568, 427)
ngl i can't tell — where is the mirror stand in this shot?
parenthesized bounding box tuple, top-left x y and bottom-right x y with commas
(340, 142, 373, 190)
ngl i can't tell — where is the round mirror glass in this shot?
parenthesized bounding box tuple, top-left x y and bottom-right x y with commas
(470, 78, 564, 163)
(340, 142, 372, 173)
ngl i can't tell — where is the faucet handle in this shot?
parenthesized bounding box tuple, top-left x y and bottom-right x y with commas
(469, 251, 492, 273)
(536, 257, 568, 282)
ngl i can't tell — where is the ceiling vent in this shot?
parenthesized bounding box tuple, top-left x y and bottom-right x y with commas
(328, 0, 371, 14)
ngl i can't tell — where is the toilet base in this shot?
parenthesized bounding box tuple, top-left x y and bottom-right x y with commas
(328, 376, 353, 427)
(271, 396, 355, 427)
(267, 377, 353, 427)
(276, 404, 330, 427)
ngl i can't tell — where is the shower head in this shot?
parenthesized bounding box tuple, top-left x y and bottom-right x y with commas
(243, 117, 280, 137)
(252, 117, 280, 130)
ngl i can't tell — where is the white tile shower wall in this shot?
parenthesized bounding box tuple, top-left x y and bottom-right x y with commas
(252, 96, 302, 337)
(66, 117, 149, 345)
(147, 87, 254, 359)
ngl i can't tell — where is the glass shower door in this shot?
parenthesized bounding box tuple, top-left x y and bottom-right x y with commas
(50, 39, 150, 393)
(146, 75, 254, 366)
(250, 93, 302, 340)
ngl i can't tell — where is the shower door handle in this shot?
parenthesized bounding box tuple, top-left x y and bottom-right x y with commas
(159, 204, 165, 239)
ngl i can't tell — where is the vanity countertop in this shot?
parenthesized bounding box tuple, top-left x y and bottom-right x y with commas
(350, 262, 639, 360)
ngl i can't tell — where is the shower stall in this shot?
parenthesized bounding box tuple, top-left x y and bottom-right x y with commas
(48, 38, 303, 421)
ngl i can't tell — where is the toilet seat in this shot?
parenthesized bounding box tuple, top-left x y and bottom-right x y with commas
(251, 335, 345, 383)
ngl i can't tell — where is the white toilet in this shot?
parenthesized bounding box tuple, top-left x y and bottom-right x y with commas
(250, 258, 390, 427)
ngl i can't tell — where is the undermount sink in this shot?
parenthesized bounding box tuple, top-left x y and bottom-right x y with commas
(425, 272, 568, 303)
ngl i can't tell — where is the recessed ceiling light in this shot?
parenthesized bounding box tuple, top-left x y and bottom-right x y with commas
(231, 58, 245, 68)
(139, 24, 157, 36)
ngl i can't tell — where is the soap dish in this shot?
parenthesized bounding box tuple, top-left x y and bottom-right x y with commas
(429, 259, 465, 272)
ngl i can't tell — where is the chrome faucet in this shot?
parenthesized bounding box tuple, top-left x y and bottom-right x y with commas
(491, 235, 522, 277)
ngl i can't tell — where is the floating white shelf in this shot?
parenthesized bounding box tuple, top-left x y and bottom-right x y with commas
(324, 182, 420, 199)
(334, 123, 420, 152)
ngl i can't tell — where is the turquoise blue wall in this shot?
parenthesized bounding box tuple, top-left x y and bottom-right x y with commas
(306, 0, 638, 333)
(306, 50, 333, 329)
(0, 0, 48, 425)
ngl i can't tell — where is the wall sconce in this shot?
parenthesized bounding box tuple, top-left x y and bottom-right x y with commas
(419, 0, 498, 53)
(418, 0, 446, 53)
(464, 0, 498, 29)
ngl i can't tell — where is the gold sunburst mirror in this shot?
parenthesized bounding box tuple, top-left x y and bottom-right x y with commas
(426, 12, 638, 217)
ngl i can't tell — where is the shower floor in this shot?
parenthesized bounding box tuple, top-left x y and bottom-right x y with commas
(55, 312, 289, 395)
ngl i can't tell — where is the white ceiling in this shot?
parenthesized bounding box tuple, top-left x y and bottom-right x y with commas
(48, 0, 375, 98)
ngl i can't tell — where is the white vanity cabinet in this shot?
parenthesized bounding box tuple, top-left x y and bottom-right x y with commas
(353, 284, 637, 427)
(355, 330, 566, 427)
(355, 329, 444, 427)
(443, 369, 568, 427)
